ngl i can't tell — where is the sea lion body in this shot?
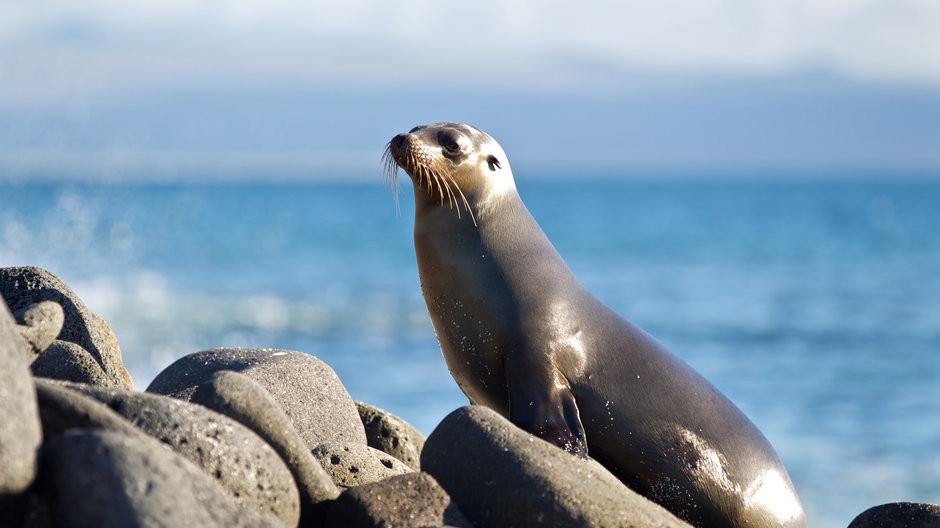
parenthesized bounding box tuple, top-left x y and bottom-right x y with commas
(386, 122, 806, 528)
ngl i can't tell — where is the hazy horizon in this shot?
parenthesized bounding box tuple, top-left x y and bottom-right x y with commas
(1, 1, 938, 180)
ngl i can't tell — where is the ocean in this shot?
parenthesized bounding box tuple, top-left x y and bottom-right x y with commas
(1, 177, 938, 527)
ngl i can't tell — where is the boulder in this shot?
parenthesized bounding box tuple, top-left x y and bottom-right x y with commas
(33, 378, 146, 441)
(32, 340, 113, 387)
(0, 299, 42, 495)
(16, 301, 64, 359)
(191, 370, 340, 525)
(63, 383, 300, 526)
(37, 431, 283, 528)
(422, 406, 692, 528)
(147, 348, 366, 448)
(356, 401, 425, 471)
(323, 472, 472, 528)
(847, 502, 940, 528)
(311, 442, 413, 490)
(0, 266, 133, 389)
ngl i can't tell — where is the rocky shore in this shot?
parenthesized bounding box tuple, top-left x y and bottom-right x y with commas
(0, 266, 936, 527)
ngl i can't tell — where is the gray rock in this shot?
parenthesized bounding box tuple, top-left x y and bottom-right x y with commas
(32, 340, 113, 387)
(312, 442, 413, 490)
(0, 299, 42, 496)
(16, 301, 64, 359)
(0, 266, 133, 389)
(21, 489, 52, 528)
(147, 348, 366, 448)
(848, 502, 940, 528)
(37, 431, 283, 528)
(422, 406, 692, 528)
(88, 311, 128, 383)
(192, 370, 341, 525)
(357, 401, 426, 471)
(33, 378, 147, 441)
(323, 472, 472, 528)
(64, 383, 300, 526)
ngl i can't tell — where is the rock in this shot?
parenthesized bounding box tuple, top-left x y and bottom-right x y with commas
(311, 442, 413, 490)
(147, 348, 366, 448)
(356, 401, 425, 471)
(847, 502, 940, 528)
(16, 301, 64, 359)
(191, 370, 341, 525)
(33, 378, 147, 441)
(422, 406, 692, 528)
(323, 472, 472, 528)
(37, 431, 283, 528)
(21, 489, 52, 528)
(64, 383, 300, 526)
(0, 299, 42, 496)
(32, 340, 113, 387)
(0, 266, 133, 389)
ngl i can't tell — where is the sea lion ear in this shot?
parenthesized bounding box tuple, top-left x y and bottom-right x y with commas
(487, 155, 501, 171)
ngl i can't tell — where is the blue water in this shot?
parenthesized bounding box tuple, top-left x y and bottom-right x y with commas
(2, 178, 938, 527)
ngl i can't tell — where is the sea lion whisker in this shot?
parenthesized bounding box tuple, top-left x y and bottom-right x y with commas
(381, 143, 402, 216)
(435, 167, 459, 213)
(420, 161, 433, 194)
(426, 158, 465, 220)
(421, 166, 438, 202)
(431, 170, 446, 207)
(451, 177, 476, 225)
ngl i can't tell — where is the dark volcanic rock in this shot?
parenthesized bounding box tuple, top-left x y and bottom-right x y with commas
(0, 299, 42, 497)
(21, 489, 52, 528)
(38, 431, 283, 528)
(32, 340, 113, 386)
(324, 472, 472, 528)
(848, 502, 940, 528)
(311, 442, 413, 490)
(33, 378, 146, 441)
(0, 266, 133, 389)
(192, 369, 341, 524)
(422, 406, 692, 528)
(16, 301, 64, 359)
(147, 347, 366, 448)
(63, 383, 300, 526)
(356, 401, 426, 471)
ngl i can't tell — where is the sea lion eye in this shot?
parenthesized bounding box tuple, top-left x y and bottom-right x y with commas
(438, 132, 461, 155)
(487, 156, 501, 171)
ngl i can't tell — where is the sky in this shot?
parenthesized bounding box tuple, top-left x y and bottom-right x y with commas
(1, 0, 939, 180)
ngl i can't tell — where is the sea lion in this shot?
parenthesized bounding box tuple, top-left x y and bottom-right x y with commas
(384, 122, 807, 528)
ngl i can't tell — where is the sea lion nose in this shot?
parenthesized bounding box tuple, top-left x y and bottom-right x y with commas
(389, 133, 411, 159)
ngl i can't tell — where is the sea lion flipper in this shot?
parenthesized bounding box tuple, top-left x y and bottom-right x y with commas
(506, 357, 588, 457)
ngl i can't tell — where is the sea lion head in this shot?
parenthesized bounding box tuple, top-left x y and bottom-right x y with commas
(384, 122, 515, 220)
